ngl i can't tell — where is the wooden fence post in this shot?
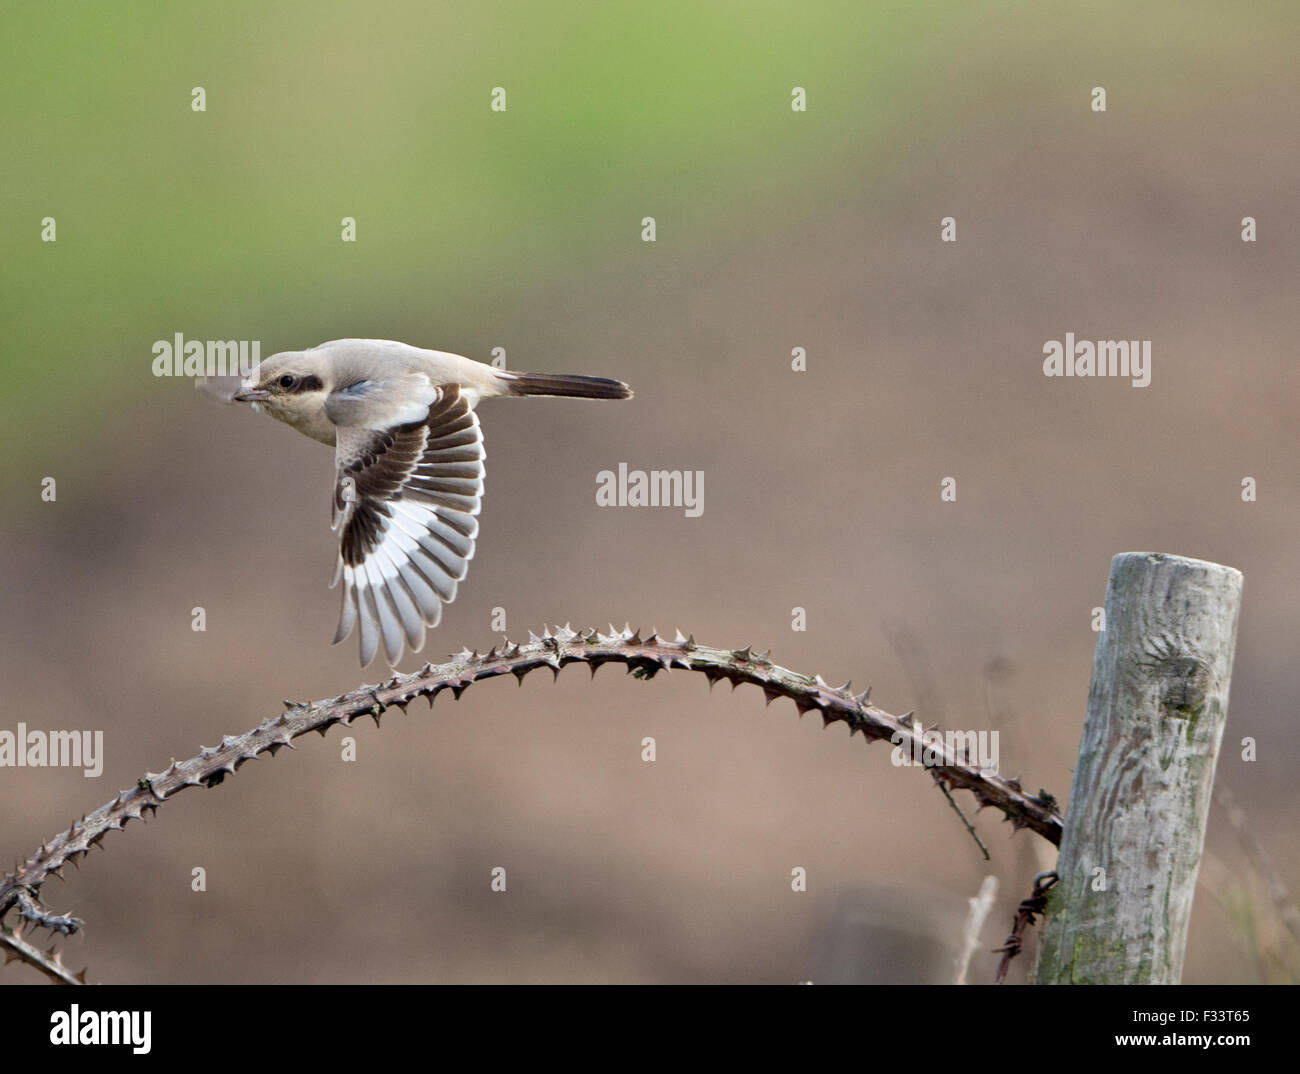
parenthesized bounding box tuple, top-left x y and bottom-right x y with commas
(1032, 552, 1243, 984)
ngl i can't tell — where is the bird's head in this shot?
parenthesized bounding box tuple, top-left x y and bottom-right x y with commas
(233, 352, 336, 444)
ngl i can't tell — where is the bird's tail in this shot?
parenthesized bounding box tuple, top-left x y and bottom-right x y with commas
(498, 371, 633, 400)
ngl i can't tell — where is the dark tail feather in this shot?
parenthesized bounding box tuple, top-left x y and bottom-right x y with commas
(502, 371, 633, 400)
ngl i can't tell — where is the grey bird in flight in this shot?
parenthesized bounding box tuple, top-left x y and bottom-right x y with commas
(231, 338, 632, 666)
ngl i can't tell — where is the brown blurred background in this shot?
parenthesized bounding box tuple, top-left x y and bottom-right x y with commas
(1, 2, 1296, 983)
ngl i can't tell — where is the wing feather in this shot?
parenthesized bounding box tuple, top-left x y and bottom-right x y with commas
(331, 384, 484, 665)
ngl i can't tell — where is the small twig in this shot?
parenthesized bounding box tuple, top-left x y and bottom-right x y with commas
(1215, 785, 1300, 948)
(936, 777, 990, 860)
(1, 924, 86, 985)
(955, 875, 999, 984)
(13, 889, 82, 935)
(993, 870, 1058, 983)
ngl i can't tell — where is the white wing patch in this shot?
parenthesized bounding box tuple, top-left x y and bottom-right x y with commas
(331, 385, 484, 665)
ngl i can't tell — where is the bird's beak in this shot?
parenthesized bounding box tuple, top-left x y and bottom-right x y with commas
(232, 387, 271, 402)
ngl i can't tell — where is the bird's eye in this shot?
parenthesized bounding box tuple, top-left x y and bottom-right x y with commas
(278, 374, 297, 389)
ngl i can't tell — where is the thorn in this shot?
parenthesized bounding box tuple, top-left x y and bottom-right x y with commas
(453, 647, 474, 661)
(732, 646, 753, 662)
(627, 629, 642, 645)
(763, 686, 782, 707)
(854, 687, 872, 704)
(513, 668, 529, 686)
(645, 631, 659, 645)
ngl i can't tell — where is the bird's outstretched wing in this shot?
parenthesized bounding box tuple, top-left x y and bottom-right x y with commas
(331, 384, 484, 665)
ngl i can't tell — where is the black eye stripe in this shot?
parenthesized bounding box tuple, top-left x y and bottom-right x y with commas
(273, 374, 323, 393)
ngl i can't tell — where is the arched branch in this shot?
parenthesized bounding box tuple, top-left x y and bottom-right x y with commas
(0, 625, 1063, 978)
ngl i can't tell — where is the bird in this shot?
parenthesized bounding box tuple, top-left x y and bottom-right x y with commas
(231, 338, 632, 666)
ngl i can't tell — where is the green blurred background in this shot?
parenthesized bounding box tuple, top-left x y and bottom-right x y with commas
(2, 1, 1297, 983)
